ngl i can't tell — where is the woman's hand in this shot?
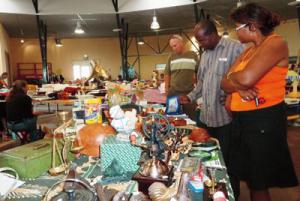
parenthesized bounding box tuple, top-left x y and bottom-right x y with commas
(237, 88, 258, 101)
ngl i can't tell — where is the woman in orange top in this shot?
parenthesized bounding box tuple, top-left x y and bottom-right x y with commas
(221, 3, 298, 201)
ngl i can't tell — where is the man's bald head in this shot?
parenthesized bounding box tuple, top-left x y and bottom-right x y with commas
(194, 20, 218, 36)
(169, 34, 186, 54)
(194, 20, 220, 50)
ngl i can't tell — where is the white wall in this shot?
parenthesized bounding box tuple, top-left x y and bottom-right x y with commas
(228, 18, 299, 56)
(275, 19, 300, 56)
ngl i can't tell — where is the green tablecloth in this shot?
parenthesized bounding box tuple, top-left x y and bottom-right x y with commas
(5, 152, 234, 201)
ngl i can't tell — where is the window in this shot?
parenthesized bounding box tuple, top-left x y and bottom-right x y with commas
(73, 61, 91, 80)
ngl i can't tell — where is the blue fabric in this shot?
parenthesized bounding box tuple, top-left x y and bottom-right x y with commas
(127, 66, 136, 79)
(7, 117, 38, 141)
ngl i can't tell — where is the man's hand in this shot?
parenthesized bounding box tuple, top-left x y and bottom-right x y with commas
(179, 95, 191, 104)
(164, 74, 170, 95)
(164, 89, 169, 95)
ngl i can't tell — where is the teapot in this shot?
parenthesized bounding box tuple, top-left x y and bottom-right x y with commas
(139, 156, 169, 178)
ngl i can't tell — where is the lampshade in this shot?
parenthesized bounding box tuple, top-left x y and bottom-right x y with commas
(151, 16, 160, 30)
(74, 21, 84, 34)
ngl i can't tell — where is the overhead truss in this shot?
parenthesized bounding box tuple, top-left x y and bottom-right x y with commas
(32, 0, 48, 83)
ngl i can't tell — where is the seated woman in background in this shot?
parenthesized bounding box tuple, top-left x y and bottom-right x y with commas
(0, 72, 9, 139)
(0, 72, 9, 88)
(221, 3, 298, 201)
(6, 80, 39, 142)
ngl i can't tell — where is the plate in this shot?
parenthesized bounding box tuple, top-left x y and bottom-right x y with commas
(191, 145, 218, 152)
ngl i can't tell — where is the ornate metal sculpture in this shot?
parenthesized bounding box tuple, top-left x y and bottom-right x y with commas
(85, 60, 110, 85)
(132, 114, 191, 178)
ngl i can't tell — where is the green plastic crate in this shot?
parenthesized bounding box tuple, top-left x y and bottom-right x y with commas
(0, 138, 74, 179)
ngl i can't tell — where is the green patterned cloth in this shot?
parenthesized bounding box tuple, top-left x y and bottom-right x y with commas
(5, 146, 234, 201)
(101, 136, 141, 173)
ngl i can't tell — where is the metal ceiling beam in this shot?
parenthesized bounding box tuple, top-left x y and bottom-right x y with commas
(192, 3, 205, 55)
(193, 1, 206, 23)
(32, 0, 48, 83)
(128, 53, 170, 57)
(156, 32, 161, 54)
(143, 40, 160, 54)
(134, 35, 141, 79)
(193, 0, 200, 23)
(182, 31, 199, 53)
(112, 0, 130, 80)
(297, 6, 300, 31)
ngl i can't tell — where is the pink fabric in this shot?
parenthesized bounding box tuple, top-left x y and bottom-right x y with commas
(143, 89, 166, 104)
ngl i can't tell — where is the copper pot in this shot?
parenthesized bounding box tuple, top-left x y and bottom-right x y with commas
(189, 127, 210, 142)
(79, 123, 116, 157)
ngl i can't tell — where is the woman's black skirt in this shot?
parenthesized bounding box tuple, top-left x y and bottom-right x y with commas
(230, 102, 298, 190)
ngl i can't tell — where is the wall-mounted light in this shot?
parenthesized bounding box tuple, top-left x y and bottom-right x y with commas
(20, 39, 25, 43)
(137, 36, 145, 45)
(151, 10, 160, 30)
(55, 38, 63, 47)
(74, 21, 84, 34)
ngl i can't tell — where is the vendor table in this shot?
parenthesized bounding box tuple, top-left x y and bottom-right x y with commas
(143, 89, 166, 104)
(33, 98, 77, 113)
(3, 147, 235, 201)
(285, 97, 300, 121)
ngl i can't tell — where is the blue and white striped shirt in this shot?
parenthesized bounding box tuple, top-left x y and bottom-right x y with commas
(187, 37, 244, 127)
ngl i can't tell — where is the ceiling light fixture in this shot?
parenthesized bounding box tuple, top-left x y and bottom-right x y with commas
(223, 29, 229, 38)
(137, 36, 145, 45)
(151, 10, 160, 30)
(55, 38, 63, 47)
(20, 29, 24, 44)
(112, 28, 122, 32)
(74, 21, 84, 34)
(237, 0, 245, 7)
(288, 0, 300, 6)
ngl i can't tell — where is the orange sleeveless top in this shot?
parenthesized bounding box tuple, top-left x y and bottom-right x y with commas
(231, 34, 288, 111)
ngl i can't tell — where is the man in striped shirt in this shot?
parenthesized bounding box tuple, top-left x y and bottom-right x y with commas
(165, 35, 199, 120)
(180, 20, 244, 166)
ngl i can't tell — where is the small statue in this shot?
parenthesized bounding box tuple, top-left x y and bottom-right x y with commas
(151, 70, 159, 88)
(85, 60, 110, 85)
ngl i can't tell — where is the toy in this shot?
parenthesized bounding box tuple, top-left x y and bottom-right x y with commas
(151, 70, 159, 88)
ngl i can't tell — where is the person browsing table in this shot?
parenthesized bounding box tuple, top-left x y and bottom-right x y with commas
(165, 34, 199, 120)
(180, 20, 244, 167)
(221, 3, 298, 201)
